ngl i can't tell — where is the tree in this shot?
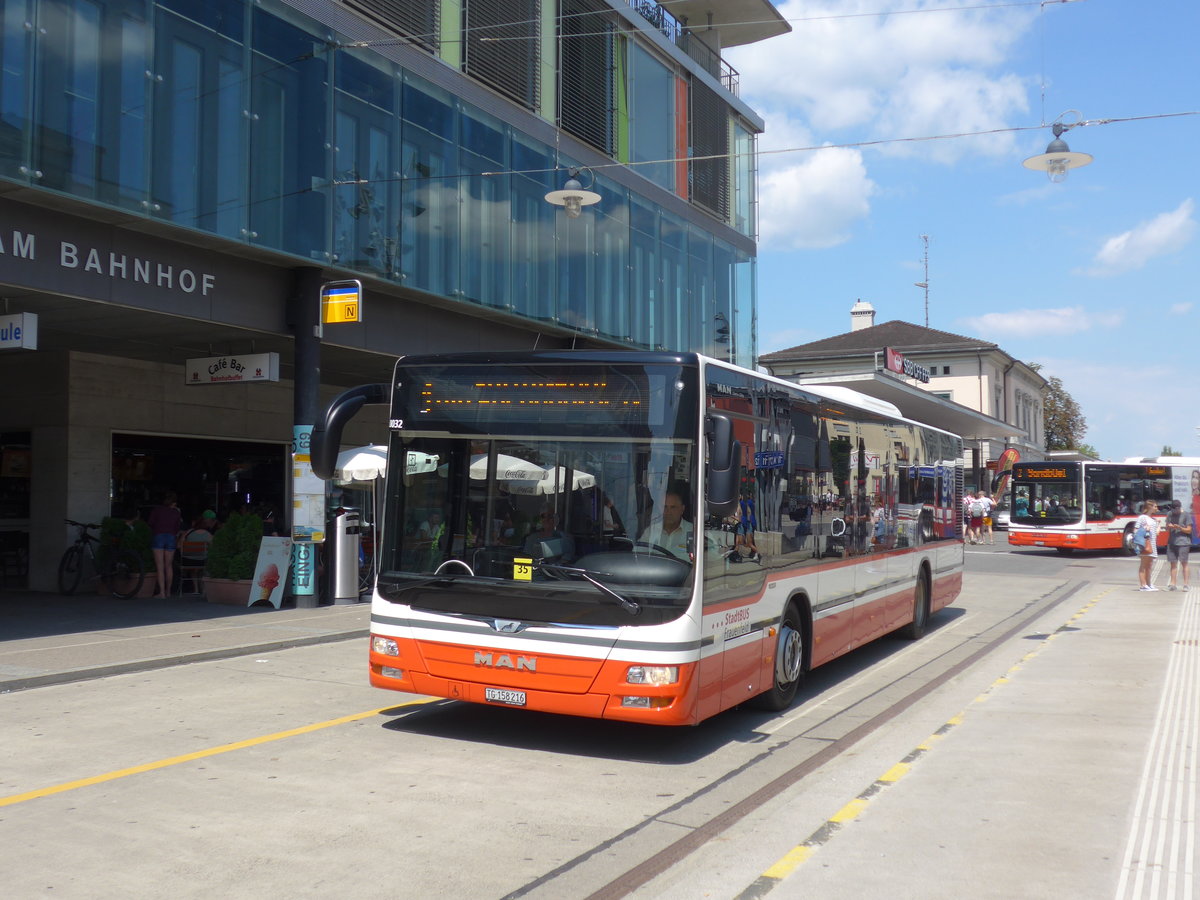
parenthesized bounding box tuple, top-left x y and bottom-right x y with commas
(1161, 445, 1183, 456)
(1029, 363, 1088, 451)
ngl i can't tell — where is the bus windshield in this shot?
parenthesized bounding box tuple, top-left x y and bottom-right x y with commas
(378, 361, 699, 627)
(1011, 463, 1083, 525)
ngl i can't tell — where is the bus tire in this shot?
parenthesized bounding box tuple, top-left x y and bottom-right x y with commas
(1122, 526, 1137, 556)
(751, 603, 805, 711)
(1056, 547, 1075, 556)
(901, 568, 931, 640)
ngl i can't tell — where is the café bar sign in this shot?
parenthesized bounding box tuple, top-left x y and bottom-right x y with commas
(883, 347, 931, 384)
(185, 352, 279, 385)
(0, 312, 37, 349)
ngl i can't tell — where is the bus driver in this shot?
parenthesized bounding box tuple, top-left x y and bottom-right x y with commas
(638, 490, 692, 561)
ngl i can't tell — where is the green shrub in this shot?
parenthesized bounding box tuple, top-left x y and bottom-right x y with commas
(100, 516, 153, 569)
(204, 512, 263, 580)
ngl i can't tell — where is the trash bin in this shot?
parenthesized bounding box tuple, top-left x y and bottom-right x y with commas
(331, 508, 362, 604)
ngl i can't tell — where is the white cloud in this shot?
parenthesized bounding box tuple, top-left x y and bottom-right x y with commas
(1169, 302, 1194, 315)
(727, 0, 1032, 164)
(1039, 359, 1174, 461)
(757, 148, 876, 250)
(1083, 199, 1196, 276)
(959, 305, 1124, 336)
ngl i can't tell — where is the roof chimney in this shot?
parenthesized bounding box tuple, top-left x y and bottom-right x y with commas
(850, 299, 876, 332)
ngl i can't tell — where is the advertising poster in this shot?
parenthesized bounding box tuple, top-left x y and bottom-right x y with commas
(249, 537, 293, 608)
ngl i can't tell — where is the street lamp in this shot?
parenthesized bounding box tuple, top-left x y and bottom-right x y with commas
(1023, 112, 1093, 183)
(544, 167, 601, 218)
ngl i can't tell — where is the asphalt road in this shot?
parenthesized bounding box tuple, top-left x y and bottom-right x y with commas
(2, 541, 1192, 899)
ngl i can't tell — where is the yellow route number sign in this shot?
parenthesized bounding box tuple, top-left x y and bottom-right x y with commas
(513, 558, 533, 581)
(321, 279, 362, 324)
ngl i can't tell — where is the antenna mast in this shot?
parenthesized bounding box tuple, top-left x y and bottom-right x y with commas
(915, 235, 930, 327)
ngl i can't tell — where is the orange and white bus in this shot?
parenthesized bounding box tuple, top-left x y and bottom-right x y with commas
(311, 351, 965, 725)
(1007, 458, 1200, 555)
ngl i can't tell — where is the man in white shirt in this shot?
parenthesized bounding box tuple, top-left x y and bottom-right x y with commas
(638, 491, 692, 561)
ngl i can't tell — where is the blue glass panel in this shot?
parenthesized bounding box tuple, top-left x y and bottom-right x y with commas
(628, 44, 675, 193)
(334, 51, 399, 276)
(249, 7, 328, 258)
(400, 126, 459, 296)
(511, 139, 553, 190)
(159, 0, 244, 41)
(115, 16, 148, 205)
(459, 150, 511, 308)
(402, 77, 454, 141)
(461, 108, 504, 165)
(659, 211, 687, 351)
(0, 0, 32, 176)
(591, 176, 629, 342)
(214, 57, 244, 237)
(166, 39, 201, 223)
(337, 52, 395, 112)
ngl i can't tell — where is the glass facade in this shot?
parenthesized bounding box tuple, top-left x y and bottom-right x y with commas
(0, 0, 757, 366)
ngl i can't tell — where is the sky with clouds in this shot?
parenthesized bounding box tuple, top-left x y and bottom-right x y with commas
(724, 0, 1199, 461)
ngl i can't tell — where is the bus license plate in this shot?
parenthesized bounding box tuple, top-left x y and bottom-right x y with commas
(485, 687, 526, 707)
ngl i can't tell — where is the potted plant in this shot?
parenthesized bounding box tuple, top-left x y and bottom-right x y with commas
(100, 515, 155, 597)
(203, 512, 263, 604)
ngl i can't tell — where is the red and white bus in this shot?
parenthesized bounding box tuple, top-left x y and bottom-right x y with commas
(1007, 458, 1200, 554)
(312, 351, 965, 725)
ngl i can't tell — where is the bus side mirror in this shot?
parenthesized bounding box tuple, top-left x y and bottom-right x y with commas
(706, 413, 740, 517)
(310, 382, 390, 480)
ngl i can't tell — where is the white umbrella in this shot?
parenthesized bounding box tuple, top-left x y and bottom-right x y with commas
(334, 444, 388, 483)
(469, 453, 545, 483)
(538, 466, 596, 494)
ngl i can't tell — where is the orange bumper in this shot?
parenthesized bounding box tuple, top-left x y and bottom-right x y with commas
(1007, 529, 1124, 551)
(368, 635, 702, 725)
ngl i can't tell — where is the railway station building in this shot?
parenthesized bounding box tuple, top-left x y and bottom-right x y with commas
(759, 301, 1048, 493)
(0, 0, 787, 592)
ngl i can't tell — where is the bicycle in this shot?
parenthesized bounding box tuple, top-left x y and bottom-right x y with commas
(58, 519, 145, 599)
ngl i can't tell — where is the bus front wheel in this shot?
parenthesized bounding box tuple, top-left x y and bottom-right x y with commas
(752, 603, 805, 711)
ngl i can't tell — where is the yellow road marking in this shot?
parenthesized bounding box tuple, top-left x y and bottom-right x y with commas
(0, 698, 435, 808)
(762, 845, 814, 878)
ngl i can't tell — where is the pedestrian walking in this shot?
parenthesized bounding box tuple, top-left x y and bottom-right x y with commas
(965, 491, 985, 544)
(1136, 500, 1160, 591)
(979, 490, 996, 544)
(1165, 499, 1191, 591)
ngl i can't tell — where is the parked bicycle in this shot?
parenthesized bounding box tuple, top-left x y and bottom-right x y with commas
(58, 519, 145, 599)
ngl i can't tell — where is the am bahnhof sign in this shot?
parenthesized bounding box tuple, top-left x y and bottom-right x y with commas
(883, 347, 931, 383)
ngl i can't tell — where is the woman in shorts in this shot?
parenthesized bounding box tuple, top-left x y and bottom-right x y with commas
(1136, 500, 1160, 591)
(1165, 499, 1191, 591)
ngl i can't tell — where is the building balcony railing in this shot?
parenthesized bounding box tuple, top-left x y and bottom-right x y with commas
(627, 0, 740, 96)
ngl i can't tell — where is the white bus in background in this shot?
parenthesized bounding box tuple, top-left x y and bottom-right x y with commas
(1007, 457, 1200, 555)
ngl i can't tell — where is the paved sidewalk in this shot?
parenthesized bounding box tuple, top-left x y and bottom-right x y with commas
(0, 591, 370, 692)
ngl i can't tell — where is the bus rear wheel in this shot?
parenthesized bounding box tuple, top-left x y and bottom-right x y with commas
(1122, 526, 1137, 556)
(901, 569, 931, 640)
(752, 603, 805, 711)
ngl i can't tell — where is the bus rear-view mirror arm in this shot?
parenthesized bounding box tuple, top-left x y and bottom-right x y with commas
(310, 382, 390, 480)
(706, 412, 740, 517)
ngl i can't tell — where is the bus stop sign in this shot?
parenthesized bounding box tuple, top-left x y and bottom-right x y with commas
(321, 279, 362, 324)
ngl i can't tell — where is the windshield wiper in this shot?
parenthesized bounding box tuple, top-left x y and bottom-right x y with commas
(540, 564, 641, 616)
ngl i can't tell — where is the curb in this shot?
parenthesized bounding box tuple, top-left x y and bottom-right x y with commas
(0, 627, 368, 693)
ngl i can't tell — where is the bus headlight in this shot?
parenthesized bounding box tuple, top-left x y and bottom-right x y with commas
(372, 637, 399, 656)
(626, 665, 679, 686)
